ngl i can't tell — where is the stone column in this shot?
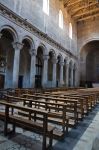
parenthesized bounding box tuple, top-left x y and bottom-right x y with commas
(12, 42, 23, 88)
(74, 67, 77, 87)
(59, 61, 64, 86)
(29, 49, 36, 88)
(52, 58, 57, 87)
(66, 63, 69, 87)
(42, 55, 49, 88)
(71, 66, 74, 87)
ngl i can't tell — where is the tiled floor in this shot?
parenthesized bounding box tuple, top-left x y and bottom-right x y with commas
(0, 105, 99, 150)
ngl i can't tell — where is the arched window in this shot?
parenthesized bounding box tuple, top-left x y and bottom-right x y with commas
(59, 10, 63, 29)
(43, 0, 49, 15)
(69, 23, 72, 39)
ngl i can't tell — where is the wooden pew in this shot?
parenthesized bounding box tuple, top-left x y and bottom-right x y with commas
(22, 94, 78, 127)
(4, 94, 69, 139)
(43, 92, 97, 115)
(0, 101, 54, 150)
(50, 94, 88, 115)
(31, 92, 95, 119)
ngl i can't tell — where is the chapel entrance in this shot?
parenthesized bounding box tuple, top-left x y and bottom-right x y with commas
(80, 40, 99, 87)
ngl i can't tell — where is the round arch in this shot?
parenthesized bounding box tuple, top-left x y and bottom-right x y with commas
(0, 26, 17, 88)
(80, 40, 99, 87)
(19, 38, 32, 88)
(49, 49, 56, 58)
(38, 43, 48, 55)
(80, 38, 99, 52)
(21, 35, 35, 49)
(0, 25, 18, 42)
(35, 45, 46, 88)
(57, 53, 63, 62)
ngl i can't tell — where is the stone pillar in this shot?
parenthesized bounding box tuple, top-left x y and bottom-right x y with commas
(12, 42, 23, 88)
(42, 55, 49, 88)
(71, 66, 74, 87)
(52, 58, 57, 87)
(74, 67, 78, 87)
(59, 62, 64, 86)
(66, 64, 69, 87)
(29, 49, 36, 88)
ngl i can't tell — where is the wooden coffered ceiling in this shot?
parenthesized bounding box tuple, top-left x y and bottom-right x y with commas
(63, 0, 99, 22)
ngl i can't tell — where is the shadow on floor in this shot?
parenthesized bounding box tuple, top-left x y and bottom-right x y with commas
(0, 105, 99, 150)
(53, 105, 99, 150)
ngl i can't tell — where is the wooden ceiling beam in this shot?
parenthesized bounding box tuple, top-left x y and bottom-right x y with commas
(63, 0, 99, 22)
(64, 0, 75, 7)
(73, 7, 99, 19)
(71, 2, 98, 16)
(66, 0, 83, 8)
(77, 13, 99, 22)
(64, 0, 70, 5)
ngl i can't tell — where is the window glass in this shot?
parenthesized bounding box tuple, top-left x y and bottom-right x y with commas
(59, 10, 63, 29)
(43, 0, 49, 15)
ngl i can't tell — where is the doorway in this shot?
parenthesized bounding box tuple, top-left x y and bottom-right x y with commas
(0, 74, 5, 89)
(18, 75, 23, 88)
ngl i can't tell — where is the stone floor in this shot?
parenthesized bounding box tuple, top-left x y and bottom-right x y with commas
(0, 105, 99, 150)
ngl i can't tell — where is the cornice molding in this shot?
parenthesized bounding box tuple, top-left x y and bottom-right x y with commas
(0, 3, 77, 59)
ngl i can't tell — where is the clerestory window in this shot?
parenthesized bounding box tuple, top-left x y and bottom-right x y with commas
(43, 0, 49, 15)
(59, 10, 63, 29)
(69, 23, 72, 39)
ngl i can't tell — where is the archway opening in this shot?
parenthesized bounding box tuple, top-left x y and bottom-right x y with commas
(80, 40, 99, 87)
(19, 39, 31, 88)
(0, 29, 14, 88)
(35, 47, 43, 88)
(48, 51, 54, 87)
(73, 64, 76, 87)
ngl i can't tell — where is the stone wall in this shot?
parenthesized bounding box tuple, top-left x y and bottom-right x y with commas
(0, 0, 77, 55)
(77, 19, 99, 52)
(0, 1, 79, 88)
(77, 19, 99, 86)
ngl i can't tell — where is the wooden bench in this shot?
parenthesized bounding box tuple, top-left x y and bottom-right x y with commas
(35, 92, 96, 119)
(0, 101, 54, 150)
(4, 94, 69, 138)
(22, 94, 78, 127)
(45, 92, 97, 116)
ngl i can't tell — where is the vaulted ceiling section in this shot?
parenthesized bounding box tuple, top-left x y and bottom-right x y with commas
(63, 0, 99, 22)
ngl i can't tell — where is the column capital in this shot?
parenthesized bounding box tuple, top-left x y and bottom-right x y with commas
(29, 49, 36, 56)
(52, 58, 57, 64)
(66, 60, 70, 66)
(12, 42, 23, 50)
(43, 55, 49, 60)
(64, 61, 67, 66)
(66, 63, 69, 67)
(59, 61, 64, 66)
